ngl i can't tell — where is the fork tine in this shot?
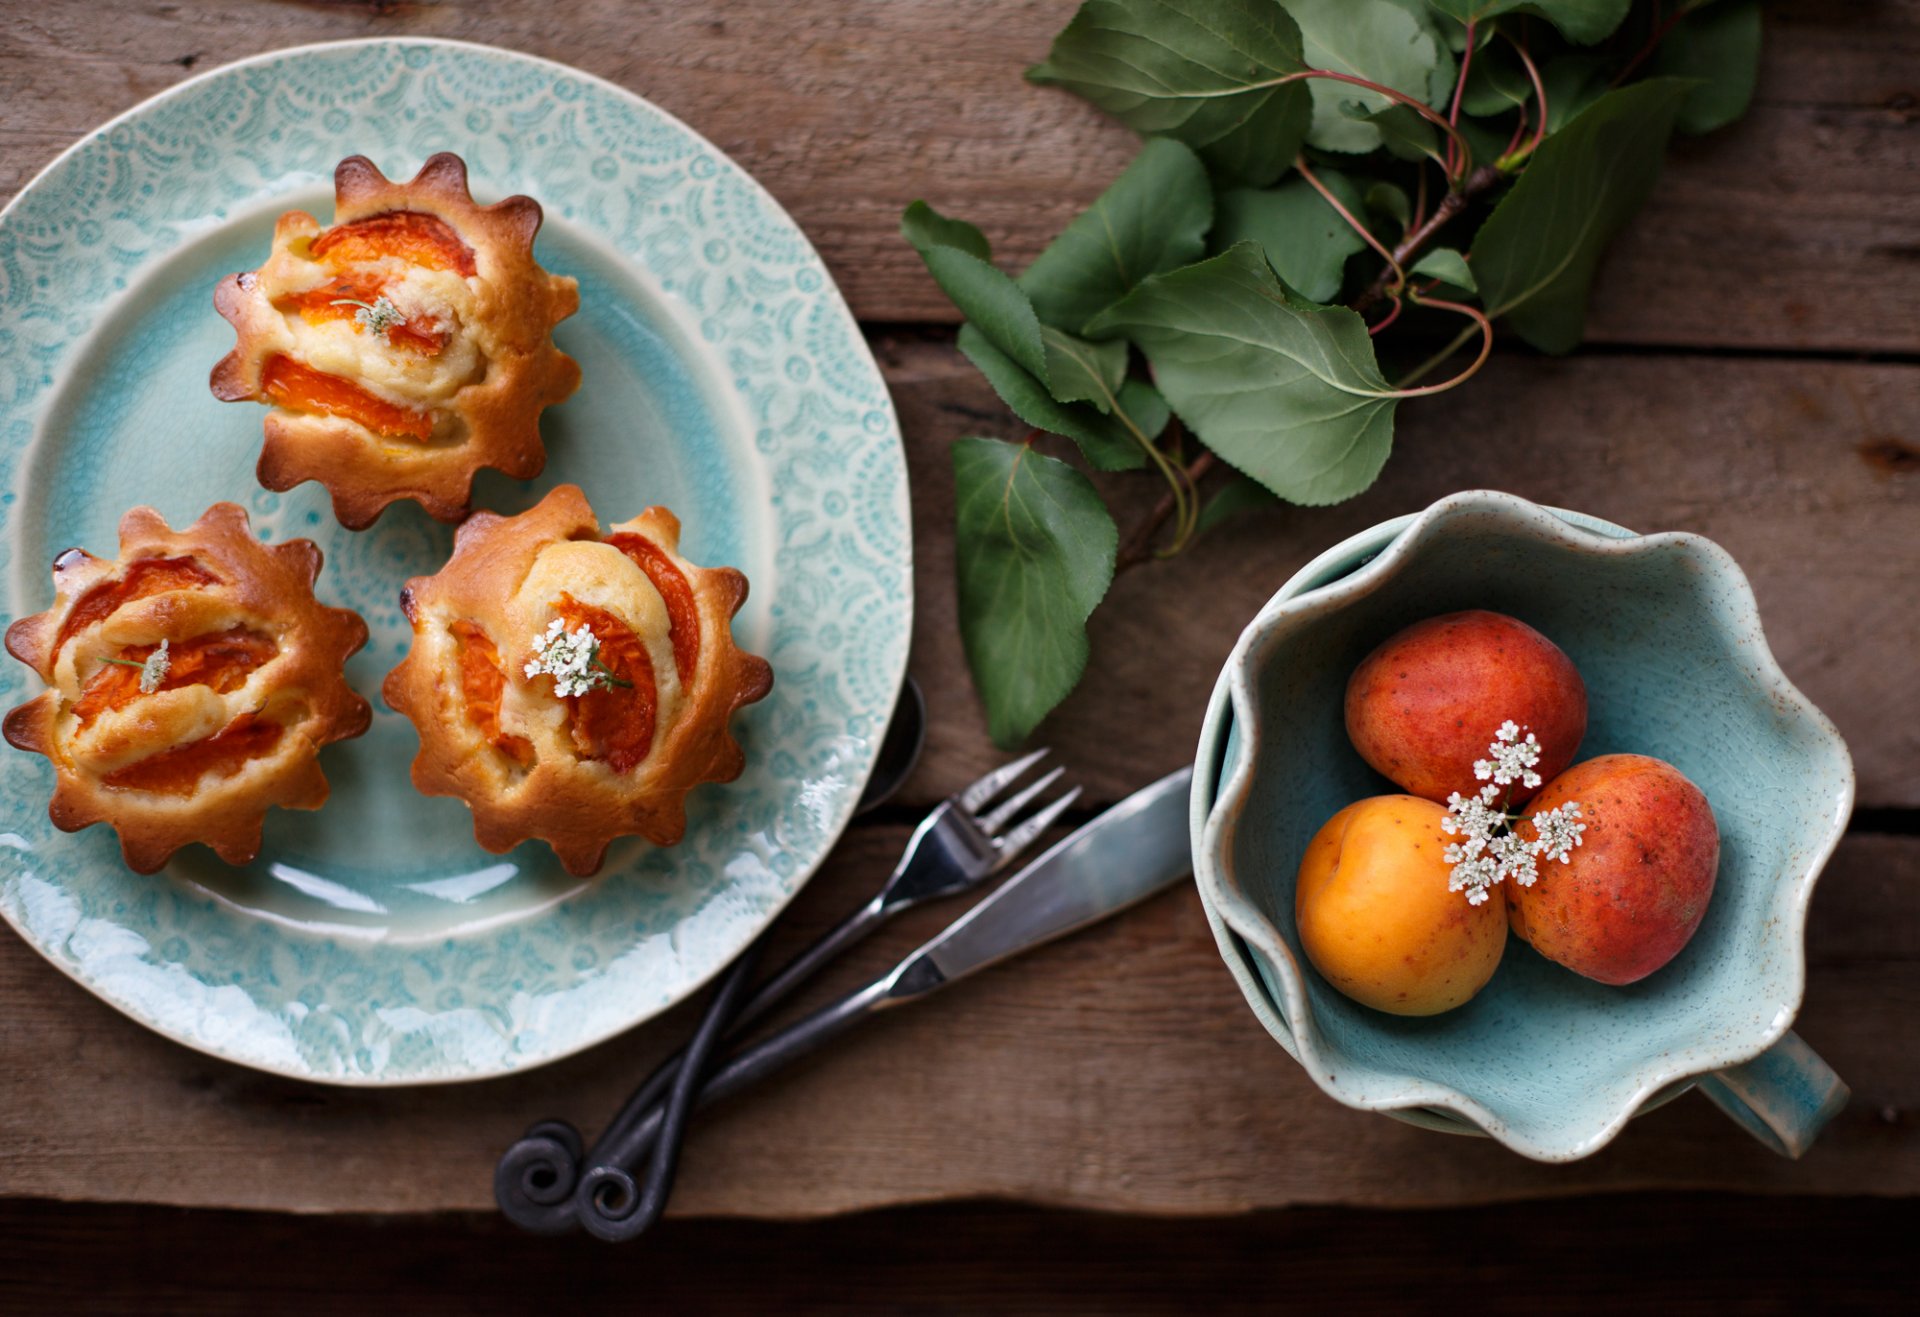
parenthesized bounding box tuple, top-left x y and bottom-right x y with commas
(977, 765, 1066, 836)
(957, 747, 1051, 815)
(990, 784, 1083, 872)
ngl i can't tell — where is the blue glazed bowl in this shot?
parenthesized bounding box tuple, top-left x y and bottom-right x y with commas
(1191, 491, 1853, 1162)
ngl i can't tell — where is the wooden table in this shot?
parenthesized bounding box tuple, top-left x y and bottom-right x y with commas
(2, 0, 1916, 1305)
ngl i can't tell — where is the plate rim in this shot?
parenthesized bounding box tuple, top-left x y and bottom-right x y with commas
(0, 36, 914, 1085)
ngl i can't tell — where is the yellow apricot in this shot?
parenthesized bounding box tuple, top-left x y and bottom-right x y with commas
(1294, 795, 1507, 1016)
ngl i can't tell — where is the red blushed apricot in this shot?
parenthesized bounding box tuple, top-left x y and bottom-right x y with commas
(54, 557, 219, 653)
(262, 355, 434, 442)
(553, 595, 657, 773)
(73, 627, 278, 727)
(450, 620, 535, 768)
(103, 712, 285, 796)
(605, 532, 699, 685)
(310, 210, 476, 276)
(1508, 754, 1720, 986)
(1295, 795, 1507, 1016)
(1345, 610, 1587, 805)
(283, 276, 449, 354)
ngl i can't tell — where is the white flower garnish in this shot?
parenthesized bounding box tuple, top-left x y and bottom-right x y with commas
(97, 639, 171, 694)
(523, 618, 627, 697)
(1441, 723, 1585, 905)
(331, 295, 405, 336)
(139, 640, 171, 694)
(1472, 719, 1544, 791)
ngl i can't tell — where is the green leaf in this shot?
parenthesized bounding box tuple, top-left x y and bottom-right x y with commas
(1086, 243, 1397, 506)
(1284, 0, 1451, 154)
(904, 202, 1052, 385)
(1365, 181, 1411, 233)
(1426, 1, 1632, 46)
(1019, 138, 1213, 334)
(1378, 0, 1461, 102)
(1041, 325, 1130, 413)
(1539, 54, 1609, 134)
(958, 324, 1152, 471)
(1410, 247, 1476, 292)
(1027, 0, 1315, 185)
(1472, 79, 1692, 353)
(925, 251, 1051, 385)
(1212, 169, 1368, 305)
(1116, 378, 1172, 442)
(901, 200, 992, 262)
(1460, 39, 1532, 116)
(953, 436, 1119, 747)
(1195, 471, 1279, 536)
(1356, 102, 1442, 163)
(1651, 0, 1762, 135)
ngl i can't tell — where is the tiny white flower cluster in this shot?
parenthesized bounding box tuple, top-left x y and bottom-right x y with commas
(1474, 720, 1543, 791)
(138, 640, 170, 694)
(1441, 722, 1586, 906)
(332, 295, 405, 336)
(523, 619, 616, 698)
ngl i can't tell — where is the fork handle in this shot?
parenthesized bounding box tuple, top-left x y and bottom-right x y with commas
(578, 894, 890, 1169)
(735, 894, 888, 1030)
(576, 974, 899, 1213)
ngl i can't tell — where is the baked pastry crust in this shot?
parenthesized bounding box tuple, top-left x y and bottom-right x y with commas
(4, 504, 372, 873)
(383, 484, 773, 876)
(211, 152, 581, 529)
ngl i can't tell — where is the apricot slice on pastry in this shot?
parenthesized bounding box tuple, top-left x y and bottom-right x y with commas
(4, 504, 372, 873)
(383, 484, 773, 876)
(211, 152, 581, 529)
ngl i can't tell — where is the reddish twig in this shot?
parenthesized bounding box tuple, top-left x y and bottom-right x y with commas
(1351, 164, 1502, 314)
(1445, 20, 1477, 175)
(1296, 154, 1404, 289)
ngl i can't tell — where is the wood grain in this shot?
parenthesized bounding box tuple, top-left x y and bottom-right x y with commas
(0, 823, 1913, 1216)
(880, 340, 1920, 811)
(1, 1, 1915, 352)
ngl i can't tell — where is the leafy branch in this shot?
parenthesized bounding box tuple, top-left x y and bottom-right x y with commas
(909, 0, 1763, 746)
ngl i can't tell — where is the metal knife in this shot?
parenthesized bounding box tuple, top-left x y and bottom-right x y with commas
(572, 767, 1194, 1237)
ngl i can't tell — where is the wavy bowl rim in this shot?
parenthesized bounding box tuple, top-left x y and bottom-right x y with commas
(1189, 489, 1856, 1162)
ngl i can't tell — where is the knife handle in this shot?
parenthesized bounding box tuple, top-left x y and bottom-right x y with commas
(573, 974, 902, 1235)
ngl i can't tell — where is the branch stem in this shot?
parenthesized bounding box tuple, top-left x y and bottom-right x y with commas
(1116, 449, 1218, 572)
(1351, 164, 1501, 314)
(1296, 154, 1403, 290)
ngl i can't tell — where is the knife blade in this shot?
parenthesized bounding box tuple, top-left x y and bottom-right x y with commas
(883, 765, 1195, 1001)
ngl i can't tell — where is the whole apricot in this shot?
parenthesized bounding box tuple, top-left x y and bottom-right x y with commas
(1508, 755, 1719, 985)
(1345, 610, 1587, 805)
(1295, 795, 1507, 1016)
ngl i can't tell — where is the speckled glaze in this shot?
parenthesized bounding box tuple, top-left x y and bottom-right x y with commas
(0, 41, 911, 1083)
(1191, 491, 1853, 1161)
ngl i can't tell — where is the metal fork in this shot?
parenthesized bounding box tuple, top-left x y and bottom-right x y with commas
(495, 749, 1081, 1235)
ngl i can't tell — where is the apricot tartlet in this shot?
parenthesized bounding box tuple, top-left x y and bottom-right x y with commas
(383, 484, 774, 876)
(211, 152, 581, 529)
(4, 504, 372, 873)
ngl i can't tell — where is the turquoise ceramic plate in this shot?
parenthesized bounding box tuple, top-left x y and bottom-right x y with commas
(0, 40, 911, 1083)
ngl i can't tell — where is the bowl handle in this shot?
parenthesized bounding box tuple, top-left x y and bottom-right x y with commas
(1695, 1031, 1849, 1158)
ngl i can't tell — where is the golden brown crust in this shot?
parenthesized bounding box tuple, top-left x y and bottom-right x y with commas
(211, 152, 581, 529)
(3, 504, 372, 873)
(383, 484, 773, 876)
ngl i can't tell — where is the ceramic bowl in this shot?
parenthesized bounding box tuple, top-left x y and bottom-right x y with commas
(1191, 490, 1853, 1162)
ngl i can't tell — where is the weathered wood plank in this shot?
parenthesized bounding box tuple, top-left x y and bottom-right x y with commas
(882, 340, 1920, 811)
(1, 1, 1914, 352)
(1, 828, 1913, 1215)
